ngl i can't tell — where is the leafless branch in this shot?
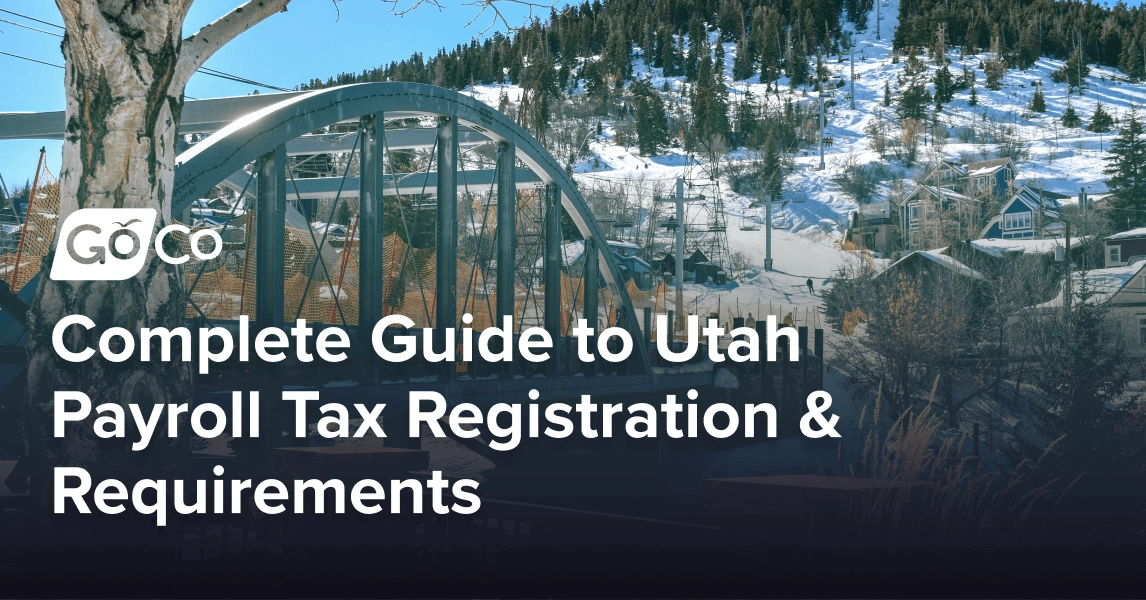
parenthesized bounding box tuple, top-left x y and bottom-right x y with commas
(373, 0, 554, 37)
(175, 0, 291, 90)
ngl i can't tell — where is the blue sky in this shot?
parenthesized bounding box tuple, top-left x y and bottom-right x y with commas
(0, 0, 568, 186)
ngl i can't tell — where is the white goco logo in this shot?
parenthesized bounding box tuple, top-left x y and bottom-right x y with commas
(50, 208, 222, 281)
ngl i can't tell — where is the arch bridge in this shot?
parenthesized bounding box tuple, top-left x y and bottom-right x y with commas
(0, 83, 714, 406)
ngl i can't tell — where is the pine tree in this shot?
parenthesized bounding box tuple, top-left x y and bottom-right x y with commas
(954, 63, 973, 91)
(658, 27, 680, 76)
(1105, 105, 1146, 223)
(732, 32, 756, 80)
(984, 29, 1007, 90)
(1089, 102, 1114, 132)
(714, 37, 728, 82)
(1030, 85, 1046, 112)
(605, 25, 633, 82)
(734, 88, 760, 146)
(717, 0, 744, 43)
(713, 42, 731, 127)
(813, 50, 830, 91)
(1053, 44, 1090, 93)
(883, 79, 892, 107)
(1013, 20, 1039, 70)
(1062, 99, 1081, 127)
(963, 22, 979, 56)
(1121, 37, 1145, 81)
(763, 132, 783, 198)
(933, 63, 954, 110)
(1034, 277, 1130, 453)
(897, 47, 932, 120)
(690, 37, 730, 147)
(633, 78, 670, 155)
(785, 33, 809, 89)
(686, 15, 706, 81)
(845, 0, 870, 32)
(752, 7, 781, 84)
(968, 79, 978, 106)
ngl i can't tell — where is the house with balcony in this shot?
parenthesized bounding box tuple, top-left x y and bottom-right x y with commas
(979, 186, 1069, 240)
(964, 157, 1017, 200)
(846, 201, 897, 256)
(897, 185, 978, 251)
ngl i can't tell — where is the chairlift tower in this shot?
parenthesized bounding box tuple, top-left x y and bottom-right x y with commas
(850, 34, 856, 110)
(818, 93, 826, 170)
(752, 192, 788, 271)
(696, 182, 731, 276)
(876, 0, 882, 40)
(656, 178, 703, 327)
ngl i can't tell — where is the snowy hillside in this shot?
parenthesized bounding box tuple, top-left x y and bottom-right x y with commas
(462, 0, 1146, 323)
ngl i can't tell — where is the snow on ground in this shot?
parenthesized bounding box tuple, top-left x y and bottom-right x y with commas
(452, 0, 1146, 473)
(463, 0, 1146, 331)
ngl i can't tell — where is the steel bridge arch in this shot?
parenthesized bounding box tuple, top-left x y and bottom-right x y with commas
(173, 82, 651, 374)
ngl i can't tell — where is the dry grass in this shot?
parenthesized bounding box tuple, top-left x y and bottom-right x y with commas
(846, 378, 1080, 543)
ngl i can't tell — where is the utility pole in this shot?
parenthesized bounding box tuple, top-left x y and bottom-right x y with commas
(876, 0, 881, 41)
(850, 34, 856, 110)
(1064, 220, 1072, 315)
(818, 93, 826, 170)
(656, 178, 703, 331)
(765, 194, 776, 271)
(675, 178, 685, 328)
(1037, 186, 1044, 239)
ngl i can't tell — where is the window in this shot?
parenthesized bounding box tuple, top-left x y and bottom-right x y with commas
(1004, 211, 1032, 231)
(908, 205, 921, 230)
(1110, 245, 1122, 264)
(1139, 317, 1146, 344)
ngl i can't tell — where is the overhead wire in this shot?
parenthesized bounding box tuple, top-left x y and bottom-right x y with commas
(0, 8, 291, 93)
(0, 9, 62, 31)
(0, 17, 61, 37)
(0, 49, 61, 70)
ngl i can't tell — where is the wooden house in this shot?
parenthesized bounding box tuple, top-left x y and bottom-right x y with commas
(897, 185, 978, 250)
(1105, 228, 1146, 268)
(980, 186, 1069, 240)
(963, 157, 1017, 200)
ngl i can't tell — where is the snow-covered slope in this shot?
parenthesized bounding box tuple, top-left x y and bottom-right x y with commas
(463, 0, 1141, 320)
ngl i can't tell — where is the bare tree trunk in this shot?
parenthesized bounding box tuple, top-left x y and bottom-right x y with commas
(23, 0, 287, 502)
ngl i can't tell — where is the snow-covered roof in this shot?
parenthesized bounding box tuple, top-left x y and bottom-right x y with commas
(880, 248, 986, 280)
(905, 185, 972, 204)
(969, 166, 1002, 177)
(917, 248, 986, 279)
(857, 202, 889, 217)
(533, 240, 586, 268)
(1035, 262, 1146, 308)
(312, 222, 350, 235)
(965, 157, 1013, 176)
(1108, 227, 1146, 241)
(1013, 186, 1062, 215)
(607, 240, 640, 249)
(970, 237, 1086, 258)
